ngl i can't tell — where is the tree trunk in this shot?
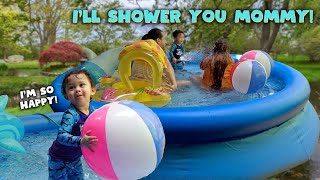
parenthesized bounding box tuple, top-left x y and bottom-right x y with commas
(48, 29, 56, 45)
(260, 0, 272, 51)
(28, 0, 33, 52)
(260, 0, 289, 52)
(40, 37, 47, 53)
(3, 48, 7, 60)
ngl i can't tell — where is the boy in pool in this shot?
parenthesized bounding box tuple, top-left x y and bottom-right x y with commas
(48, 69, 97, 180)
(169, 30, 186, 70)
(191, 38, 234, 90)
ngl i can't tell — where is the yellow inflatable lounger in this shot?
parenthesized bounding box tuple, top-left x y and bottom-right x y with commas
(98, 40, 171, 107)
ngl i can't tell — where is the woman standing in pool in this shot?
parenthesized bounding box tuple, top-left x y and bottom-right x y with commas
(131, 28, 178, 92)
(48, 70, 97, 180)
(191, 38, 234, 90)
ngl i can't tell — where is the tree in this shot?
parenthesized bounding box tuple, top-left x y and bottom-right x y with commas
(66, 1, 136, 51)
(25, 0, 77, 53)
(0, 3, 30, 59)
(299, 26, 320, 62)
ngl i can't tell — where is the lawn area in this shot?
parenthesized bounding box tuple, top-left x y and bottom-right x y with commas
(6, 60, 40, 69)
(276, 54, 320, 82)
(0, 76, 56, 96)
(282, 63, 320, 82)
(276, 54, 310, 63)
(6, 104, 53, 116)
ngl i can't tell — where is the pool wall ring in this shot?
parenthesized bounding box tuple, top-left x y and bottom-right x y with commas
(49, 47, 122, 112)
(118, 40, 166, 90)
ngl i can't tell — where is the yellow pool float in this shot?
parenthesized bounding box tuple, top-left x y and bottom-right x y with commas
(102, 39, 171, 107)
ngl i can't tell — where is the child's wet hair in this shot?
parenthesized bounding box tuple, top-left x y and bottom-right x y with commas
(211, 38, 229, 90)
(62, 69, 95, 96)
(172, 30, 184, 38)
(213, 38, 228, 54)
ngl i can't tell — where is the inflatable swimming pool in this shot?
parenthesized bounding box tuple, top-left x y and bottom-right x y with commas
(17, 48, 319, 179)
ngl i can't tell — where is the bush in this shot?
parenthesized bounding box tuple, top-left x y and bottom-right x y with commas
(82, 41, 109, 55)
(0, 63, 8, 71)
(39, 41, 87, 65)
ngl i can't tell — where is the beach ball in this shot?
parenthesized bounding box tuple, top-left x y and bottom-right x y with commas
(81, 100, 165, 180)
(239, 50, 274, 78)
(231, 60, 267, 94)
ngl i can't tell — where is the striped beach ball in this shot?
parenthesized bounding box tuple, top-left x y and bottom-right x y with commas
(239, 50, 273, 78)
(81, 100, 165, 180)
(231, 60, 267, 94)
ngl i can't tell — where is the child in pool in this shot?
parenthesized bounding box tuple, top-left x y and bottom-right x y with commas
(169, 30, 186, 70)
(48, 69, 97, 180)
(191, 38, 234, 90)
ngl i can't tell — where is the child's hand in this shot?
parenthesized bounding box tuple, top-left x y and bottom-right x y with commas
(172, 58, 177, 64)
(80, 130, 98, 152)
(164, 82, 177, 93)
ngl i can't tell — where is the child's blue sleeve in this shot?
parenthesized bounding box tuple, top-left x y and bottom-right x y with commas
(169, 43, 177, 60)
(57, 111, 81, 147)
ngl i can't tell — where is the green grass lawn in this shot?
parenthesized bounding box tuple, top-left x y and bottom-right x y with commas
(6, 104, 53, 116)
(0, 76, 56, 96)
(6, 60, 40, 69)
(276, 54, 310, 63)
(283, 63, 320, 82)
(276, 54, 320, 82)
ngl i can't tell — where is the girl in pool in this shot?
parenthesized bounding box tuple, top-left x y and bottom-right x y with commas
(191, 38, 234, 90)
(48, 69, 97, 180)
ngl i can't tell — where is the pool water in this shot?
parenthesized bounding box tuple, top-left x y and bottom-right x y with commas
(167, 64, 284, 107)
(0, 130, 103, 180)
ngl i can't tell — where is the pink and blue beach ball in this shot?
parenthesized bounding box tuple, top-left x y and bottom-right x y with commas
(81, 100, 165, 180)
(239, 50, 273, 78)
(231, 60, 267, 94)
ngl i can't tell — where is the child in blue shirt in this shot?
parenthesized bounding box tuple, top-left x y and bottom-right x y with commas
(48, 69, 98, 180)
(169, 30, 185, 70)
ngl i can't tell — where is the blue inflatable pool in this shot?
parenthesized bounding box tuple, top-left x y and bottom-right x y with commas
(18, 50, 319, 179)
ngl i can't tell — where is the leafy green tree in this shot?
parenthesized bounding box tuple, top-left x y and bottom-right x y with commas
(299, 26, 320, 62)
(66, 1, 136, 52)
(25, 0, 77, 52)
(0, 4, 30, 59)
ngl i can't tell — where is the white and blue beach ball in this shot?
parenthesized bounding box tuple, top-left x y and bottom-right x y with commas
(239, 50, 274, 78)
(81, 100, 165, 180)
(231, 60, 267, 94)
